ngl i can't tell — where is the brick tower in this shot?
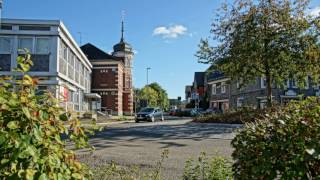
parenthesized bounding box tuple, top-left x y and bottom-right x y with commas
(112, 19, 134, 115)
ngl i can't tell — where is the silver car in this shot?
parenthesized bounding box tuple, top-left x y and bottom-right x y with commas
(135, 107, 164, 122)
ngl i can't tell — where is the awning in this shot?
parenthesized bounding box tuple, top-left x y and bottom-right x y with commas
(85, 93, 101, 99)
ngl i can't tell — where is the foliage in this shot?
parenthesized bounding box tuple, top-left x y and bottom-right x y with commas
(183, 152, 233, 180)
(193, 107, 271, 124)
(136, 83, 169, 110)
(197, 0, 320, 106)
(93, 149, 169, 180)
(139, 86, 159, 107)
(0, 54, 94, 179)
(148, 83, 170, 111)
(232, 97, 320, 179)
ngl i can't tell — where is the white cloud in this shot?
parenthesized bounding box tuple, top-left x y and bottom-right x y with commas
(309, 6, 320, 17)
(153, 25, 188, 39)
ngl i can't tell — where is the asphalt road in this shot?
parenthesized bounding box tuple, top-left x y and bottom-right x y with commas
(78, 118, 242, 179)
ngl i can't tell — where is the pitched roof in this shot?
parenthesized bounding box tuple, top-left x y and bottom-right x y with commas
(194, 72, 205, 87)
(80, 43, 121, 60)
(206, 70, 225, 82)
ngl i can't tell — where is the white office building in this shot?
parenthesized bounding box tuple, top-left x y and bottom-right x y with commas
(0, 18, 100, 112)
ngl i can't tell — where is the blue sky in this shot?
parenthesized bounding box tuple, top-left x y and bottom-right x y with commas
(2, 0, 320, 99)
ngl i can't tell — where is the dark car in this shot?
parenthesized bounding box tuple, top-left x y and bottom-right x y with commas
(135, 107, 164, 122)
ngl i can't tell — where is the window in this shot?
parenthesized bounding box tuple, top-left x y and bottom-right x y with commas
(212, 84, 216, 95)
(221, 82, 226, 93)
(68, 52, 74, 80)
(59, 41, 68, 75)
(261, 77, 267, 88)
(0, 37, 11, 53)
(1, 25, 12, 30)
(19, 26, 50, 31)
(18, 38, 33, 52)
(237, 97, 244, 108)
(36, 38, 50, 54)
(287, 79, 297, 88)
(0, 37, 12, 71)
(30, 55, 50, 71)
(0, 54, 11, 71)
(75, 59, 80, 83)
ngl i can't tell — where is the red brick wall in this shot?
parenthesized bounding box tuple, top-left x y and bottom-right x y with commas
(92, 68, 117, 89)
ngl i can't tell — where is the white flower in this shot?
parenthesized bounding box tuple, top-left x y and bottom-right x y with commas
(278, 120, 285, 125)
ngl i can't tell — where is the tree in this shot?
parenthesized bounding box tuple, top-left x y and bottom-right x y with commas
(148, 83, 170, 110)
(140, 86, 159, 107)
(197, 0, 320, 107)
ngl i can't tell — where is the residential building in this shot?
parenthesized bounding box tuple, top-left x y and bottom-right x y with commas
(205, 70, 319, 110)
(192, 72, 206, 108)
(206, 71, 230, 112)
(80, 21, 134, 116)
(185, 85, 192, 103)
(0, 18, 99, 113)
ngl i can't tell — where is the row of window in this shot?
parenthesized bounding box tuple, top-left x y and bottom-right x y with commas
(1, 25, 50, 31)
(59, 40, 91, 92)
(100, 69, 116, 73)
(0, 36, 50, 54)
(212, 82, 227, 95)
(99, 91, 117, 96)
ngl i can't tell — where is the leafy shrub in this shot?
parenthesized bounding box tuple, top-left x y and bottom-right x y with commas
(0, 54, 94, 179)
(183, 152, 233, 180)
(93, 149, 169, 180)
(232, 97, 320, 179)
(193, 108, 272, 124)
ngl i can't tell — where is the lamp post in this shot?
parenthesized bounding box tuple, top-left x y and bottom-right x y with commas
(146, 67, 151, 86)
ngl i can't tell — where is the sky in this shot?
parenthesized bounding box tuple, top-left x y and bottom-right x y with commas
(2, 0, 320, 99)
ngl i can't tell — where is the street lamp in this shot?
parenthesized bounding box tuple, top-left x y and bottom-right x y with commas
(146, 67, 151, 85)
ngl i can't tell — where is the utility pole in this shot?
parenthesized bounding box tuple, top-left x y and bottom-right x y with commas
(146, 67, 151, 86)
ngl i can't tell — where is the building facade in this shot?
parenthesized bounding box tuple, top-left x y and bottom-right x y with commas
(81, 22, 134, 115)
(0, 19, 99, 113)
(206, 70, 320, 111)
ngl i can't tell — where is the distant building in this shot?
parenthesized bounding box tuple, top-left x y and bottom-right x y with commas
(192, 72, 206, 108)
(81, 21, 134, 115)
(205, 70, 320, 110)
(0, 19, 98, 112)
(185, 85, 192, 103)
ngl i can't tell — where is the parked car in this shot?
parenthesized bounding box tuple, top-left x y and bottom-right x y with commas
(135, 107, 164, 122)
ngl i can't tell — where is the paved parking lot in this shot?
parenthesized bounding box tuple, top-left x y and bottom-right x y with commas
(78, 118, 242, 179)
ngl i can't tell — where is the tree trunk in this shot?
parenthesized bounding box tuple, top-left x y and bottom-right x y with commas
(266, 72, 273, 107)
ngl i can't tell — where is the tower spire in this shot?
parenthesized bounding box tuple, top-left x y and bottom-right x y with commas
(121, 10, 125, 42)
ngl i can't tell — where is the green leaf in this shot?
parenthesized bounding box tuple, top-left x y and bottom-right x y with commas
(7, 121, 19, 129)
(1, 159, 9, 164)
(22, 107, 31, 119)
(38, 173, 48, 180)
(71, 173, 82, 179)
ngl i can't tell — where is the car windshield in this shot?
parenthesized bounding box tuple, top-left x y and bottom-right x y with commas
(140, 108, 155, 113)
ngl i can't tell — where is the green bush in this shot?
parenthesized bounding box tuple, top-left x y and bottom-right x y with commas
(183, 152, 233, 180)
(0, 54, 94, 179)
(193, 108, 266, 124)
(232, 97, 320, 179)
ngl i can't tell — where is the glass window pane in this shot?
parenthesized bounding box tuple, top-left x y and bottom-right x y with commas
(0, 37, 11, 53)
(19, 38, 33, 52)
(0, 54, 11, 71)
(36, 38, 50, 54)
(30, 55, 49, 71)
